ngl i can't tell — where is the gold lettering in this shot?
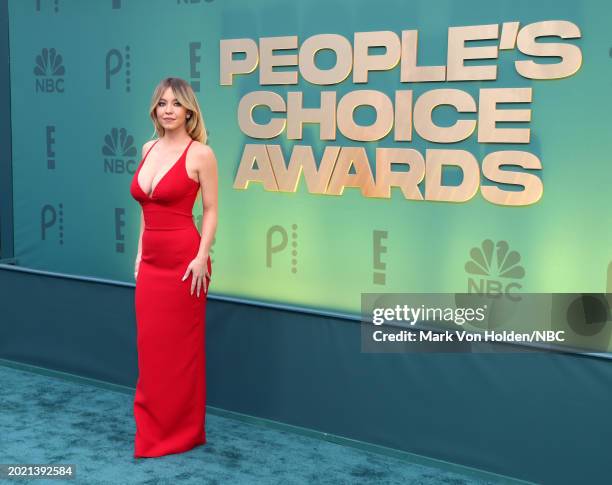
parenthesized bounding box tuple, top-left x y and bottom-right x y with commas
(373, 148, 425, 199)
(413, 89, 476, 143)
(353, 31, 401, 83)
(515, 21, 582, 79)
(327, 147, 377, 196)
(237, 91, 286, 139)
(259, 36, 298, 85)
(401, 30, 446, 82)
(394, 90, 413, 141)
(447, 24, 499, 81)
(337, 90, 394, 141)
(287, 91, 337, 140)
(300, 34, 353, 85)
(233, 144, 279, 191)
(267, 144, 339, 193)
(478, 88, 532, 143)
(481, 151, 543, 206)
(220, 38, 258, 85)
(425, 149, 480, 202)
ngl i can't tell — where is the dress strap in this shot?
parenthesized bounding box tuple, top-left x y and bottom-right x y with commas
(143, 139, 159, 159)
(137, 139, 160, 174)
(184, 138, 194, 156)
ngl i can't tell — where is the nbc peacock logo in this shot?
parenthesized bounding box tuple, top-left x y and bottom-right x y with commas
(34, 48, 65, 93)
(465, 239, 525, 301)
(102, 128, 138, 175)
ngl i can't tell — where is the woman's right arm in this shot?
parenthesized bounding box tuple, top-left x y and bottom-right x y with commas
(134, 141, 153, 279)
(134, 210, 144, 279)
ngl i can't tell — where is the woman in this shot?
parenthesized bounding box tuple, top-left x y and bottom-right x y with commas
(129, 77, 218, 458)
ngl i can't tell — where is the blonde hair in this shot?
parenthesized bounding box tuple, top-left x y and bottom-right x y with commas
(148, 77, 208, 144)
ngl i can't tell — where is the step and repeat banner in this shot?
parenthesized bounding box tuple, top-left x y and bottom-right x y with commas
(7, 0, 612, 349)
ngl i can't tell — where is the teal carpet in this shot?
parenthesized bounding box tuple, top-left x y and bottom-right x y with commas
(0, 364, 508, 484)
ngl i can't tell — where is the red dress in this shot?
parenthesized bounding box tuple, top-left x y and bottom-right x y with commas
(129, 138, 212, 458)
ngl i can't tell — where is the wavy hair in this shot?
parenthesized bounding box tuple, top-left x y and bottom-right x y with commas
(148, 77, 208, 144)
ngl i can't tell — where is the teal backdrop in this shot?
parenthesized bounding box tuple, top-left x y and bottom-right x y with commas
(7, 1, 612, 326)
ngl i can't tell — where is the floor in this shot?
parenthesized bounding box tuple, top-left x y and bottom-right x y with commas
(0, 363, 511, 485)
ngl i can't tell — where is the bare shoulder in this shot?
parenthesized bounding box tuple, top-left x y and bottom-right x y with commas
(190, 141, 218, 169)
(141, 139, 157, 155)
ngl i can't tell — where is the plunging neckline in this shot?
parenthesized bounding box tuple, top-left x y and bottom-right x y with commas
(137, 139, 194, 199)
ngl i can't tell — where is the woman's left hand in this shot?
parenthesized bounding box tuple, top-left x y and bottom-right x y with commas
(182, 254, 211, 297)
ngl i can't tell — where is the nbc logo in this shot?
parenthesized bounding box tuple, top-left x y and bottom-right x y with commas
(102, 128, 139, 175)
(34, 48, 65, 93)
(465, 239, 525, 301)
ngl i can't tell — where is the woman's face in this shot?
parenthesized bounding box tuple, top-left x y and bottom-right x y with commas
(156, 87, 190, 131)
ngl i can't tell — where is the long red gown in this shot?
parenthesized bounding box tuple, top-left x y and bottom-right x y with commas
(129, 138, 212, 458)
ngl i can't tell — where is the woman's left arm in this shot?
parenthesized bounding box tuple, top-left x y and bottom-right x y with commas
(183, 143, 218, 297)
(195, 144, 219, 260)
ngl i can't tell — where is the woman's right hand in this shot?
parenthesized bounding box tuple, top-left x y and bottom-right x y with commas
(134, 253, 142, 280)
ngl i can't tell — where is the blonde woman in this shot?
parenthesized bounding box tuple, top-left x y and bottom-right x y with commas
(130, 77, 218, 458)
